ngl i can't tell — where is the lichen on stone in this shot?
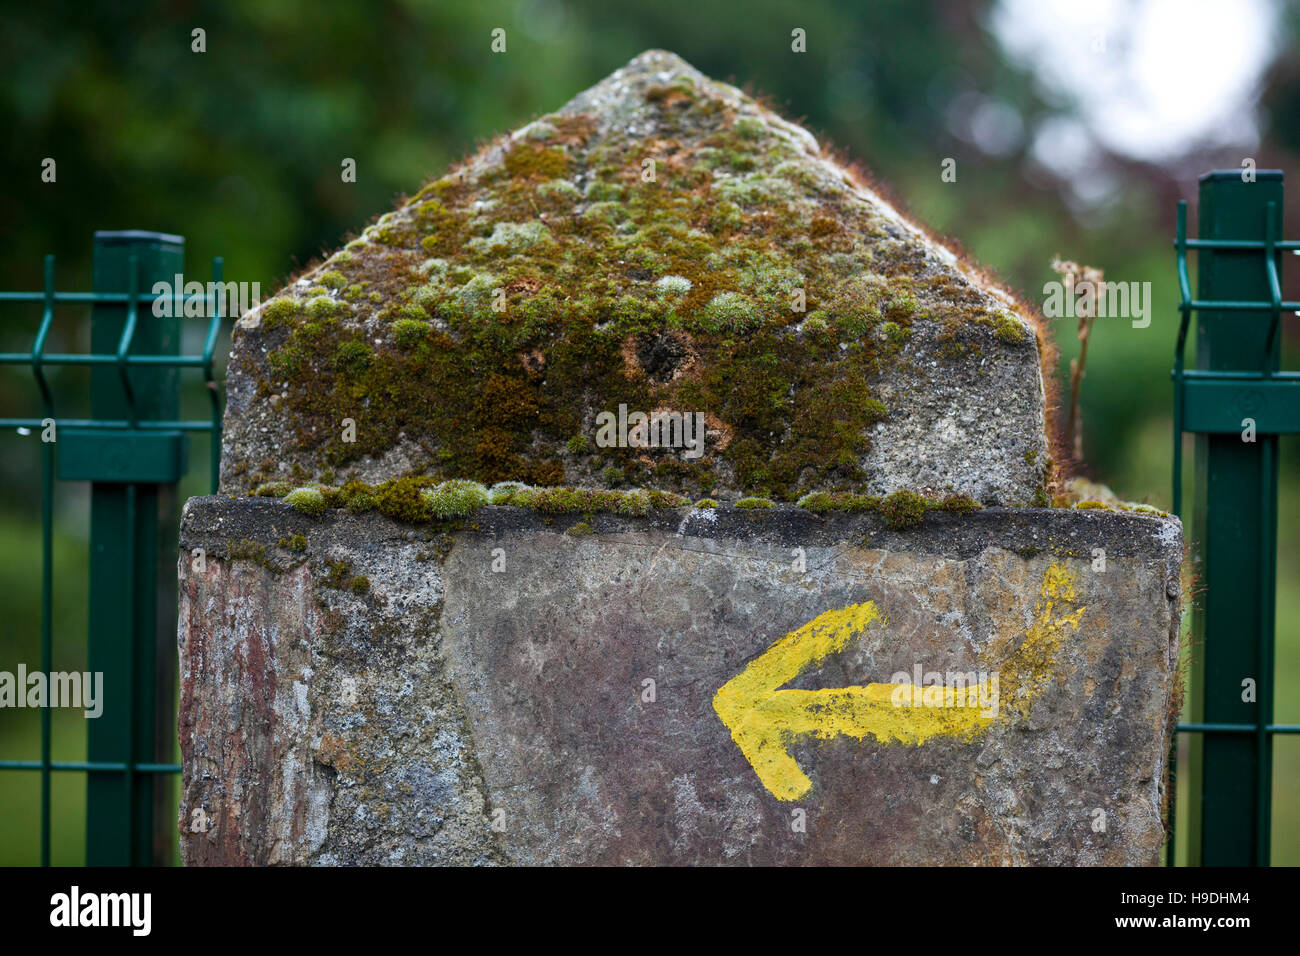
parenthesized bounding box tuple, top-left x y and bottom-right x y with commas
(655, 275, 693, 296)
(224, 50, 1053, 507)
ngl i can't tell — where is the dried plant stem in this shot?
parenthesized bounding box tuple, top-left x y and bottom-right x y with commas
(1051, 257, 1103, 463)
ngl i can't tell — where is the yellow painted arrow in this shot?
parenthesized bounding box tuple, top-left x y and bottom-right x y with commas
(712, 561, 1085, 801)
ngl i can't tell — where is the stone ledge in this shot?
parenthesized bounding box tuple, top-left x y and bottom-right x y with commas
(182, 494, 1181, 564)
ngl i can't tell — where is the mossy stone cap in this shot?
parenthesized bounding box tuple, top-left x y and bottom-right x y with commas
(222, 50, 1051, 504)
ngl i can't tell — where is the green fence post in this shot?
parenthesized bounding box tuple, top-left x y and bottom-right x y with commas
(1189, 172, 1282, 866)
(85, 231, 185, 865)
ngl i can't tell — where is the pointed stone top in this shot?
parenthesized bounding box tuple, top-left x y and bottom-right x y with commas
(222, 51, 1051, 505)
(556, 50, 760, 135)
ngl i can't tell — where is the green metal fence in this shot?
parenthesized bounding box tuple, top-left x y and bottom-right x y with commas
(0, 230, 226, 865)
(1168, 171, 1300, 866)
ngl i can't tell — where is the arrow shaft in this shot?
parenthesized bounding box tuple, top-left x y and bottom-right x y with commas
(754, 684, 994, 743)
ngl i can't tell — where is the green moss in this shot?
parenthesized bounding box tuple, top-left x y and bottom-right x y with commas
(796, 491, 884, 513)
(306, 295, 340, 319)
(253, 481, 291, 498)
(423, 479, 490, 518)
(795, 491, 833, 512)
(995, 313, 1028, 346)
(503, 144, 569, 180)
(585, 181, 626, 202)
(489, 481, 531, 505)
(318, 270, 347, 290)
(407, 285, 439, 311)
(694, 498, 719, 509)
(349, 575, 370, 594)
(277, 533, 308, 552)
(262, 297, 302, 330)
(880, 321, 911, 347)
(833, 493, 880, 513)
(341, 481, 378, 513)
(376, 476, 436, 523)
(692, 292, 760, 334)
(285, 486, 326, 516)
(245, 80, 1030, 506)
(538, 179, 581, 200)
(939, 340, 969, 361)
(647, 489, 689, 509)
(1073, 499, 1111, 510)
(937, 493, 983, 514)
(879, 489, 927, 530)
(801, 312, 829, 334)
(655, 275, 693, 297)
(616, 488, 652, 516)
(324, 559, 351, 589)
(566, 521, 594, 536)
(392, 318, 432, 350)
(228, 538, 267, 563)
(512, 486, 584, 512)
(335, 340, 373, 373)
(717, 150, 756, 172)
(266, 342, 306, 377)
(468, 221, 555, 255)
(885, 290, 918, 321)
(394, 302, 430, 322)
(735, 496, 774, 509)
(505, 486, 675, 516)
(251, 476, 693, 524)
(734, 116, 766, 141)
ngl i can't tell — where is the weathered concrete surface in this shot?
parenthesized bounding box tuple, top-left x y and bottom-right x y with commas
(178, 497, 1181, 865)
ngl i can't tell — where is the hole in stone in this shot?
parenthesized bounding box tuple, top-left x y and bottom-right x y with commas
(636, 331, 690, 383)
